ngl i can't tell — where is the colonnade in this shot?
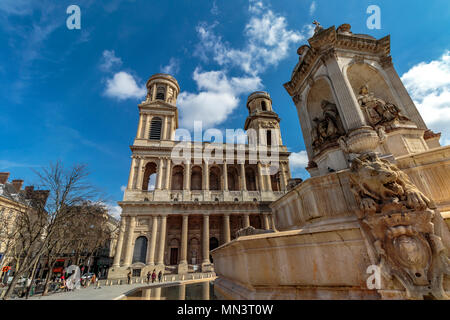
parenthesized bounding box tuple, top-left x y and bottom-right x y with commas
(112, 212, 275, 270)
(127, 157, 289, 192)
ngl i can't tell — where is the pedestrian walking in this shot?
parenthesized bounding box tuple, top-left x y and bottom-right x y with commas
(146, 271, 151, 284)
(158, 271, 162, 282)
(127, 271, 131, 284)
(151, 270, 156, 283)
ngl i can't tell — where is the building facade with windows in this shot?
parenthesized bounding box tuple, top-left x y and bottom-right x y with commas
(108, 73, 292, 279)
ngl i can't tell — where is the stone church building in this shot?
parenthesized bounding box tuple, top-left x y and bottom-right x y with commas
(108, 74, 292, 278)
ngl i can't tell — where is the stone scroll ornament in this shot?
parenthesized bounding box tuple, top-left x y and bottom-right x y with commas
(349, 153, 450, 299)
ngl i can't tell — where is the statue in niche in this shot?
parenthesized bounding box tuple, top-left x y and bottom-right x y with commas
(357, 84, 410, 127)
(311, 100, 345, 149)
(349, 153, 450, 299)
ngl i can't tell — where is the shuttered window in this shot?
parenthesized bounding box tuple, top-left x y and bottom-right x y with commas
(156, 86, 165, 100)
(149, 117, 162, 140)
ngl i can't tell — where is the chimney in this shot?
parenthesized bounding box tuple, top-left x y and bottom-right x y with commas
(12, 179, 24, 192)
(0, 172, 9, 184)
(25, 186, 35, 199)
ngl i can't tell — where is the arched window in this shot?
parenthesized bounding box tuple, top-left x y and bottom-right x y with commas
(245, 167, 257, 191)
(171, 166, 184, 190)
(191, 166, 202, 190)
(209, 167, 221, 191)
(149, 117, 162, 140)
(132, 236, 148, 263)
(266, 130, 272, 146)
(227, 166, 239, 191)
(271, 173, 280, 192)
(261, 100, 267, 111)
(142, 162, 157, 191)
(156, 86, 165, 100)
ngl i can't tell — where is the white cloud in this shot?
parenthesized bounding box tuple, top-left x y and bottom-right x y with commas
(196, 1, 304, 76)
(309, 1, 316, 16)
(289, 150, 308, 169)
(289, 150, 310, 179)
(120, 185, 126, 192)
(104, 71, 146, 100)
(100, 50, 122, 72)
(160, 57, 180, 75)
(104, 202, 122, 220)
(178, 68, 261, 129)
(401, 51, 450, 145)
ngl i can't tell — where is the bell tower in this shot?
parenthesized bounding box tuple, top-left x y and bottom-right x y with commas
(244, 91, 283, 148)
(134, 73, 180, 145)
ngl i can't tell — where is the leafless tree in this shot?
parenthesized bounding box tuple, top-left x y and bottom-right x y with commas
(2, 161, 98, 300)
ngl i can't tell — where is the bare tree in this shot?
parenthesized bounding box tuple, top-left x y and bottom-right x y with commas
(2, 161, 98, 300)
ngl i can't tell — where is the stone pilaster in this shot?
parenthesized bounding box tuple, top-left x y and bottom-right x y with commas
(257, 162, 265, 191)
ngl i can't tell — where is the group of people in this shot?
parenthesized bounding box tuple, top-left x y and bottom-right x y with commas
(126, 269, 163, 284)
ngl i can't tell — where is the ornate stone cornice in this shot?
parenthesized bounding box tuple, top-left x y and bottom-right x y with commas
(284, 24, 391, 97)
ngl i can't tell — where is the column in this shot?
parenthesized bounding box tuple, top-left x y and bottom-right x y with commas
(170, 117, 176, 140)
(223, 162, 228, 191)
(179, 215, 188, 265)
(323, 51, 366, 130)
(136, 113, 144, 139)
(262, 214, 270, 230)
(184, 162, 191, 190)
(136, 158, 145, 190)
(202, 281, 210, 300)
(202, 215, 210, 264)
(280, 162, 287, 191)
(123, 216, 136, 267)
(143, 115, 150, 139)
(257, 162, 265, 191)
(165, 158, 172, 190)
(156, 215, 167, 266)
(163, 116, 169, 140)
(178, 284, 186, 300)
(270, 214, 277, 231)
(223, 214, 231, 243)
(112, 221, 126, 267)
(203, 161, 209, 190)
(147, 216, 158, 265)
(265, 165, 272, 192)
(243, 214, 250, 228)
(240, 163, 246, 191)
(156, 158, 164, 190)
(127, 157, 137, 189)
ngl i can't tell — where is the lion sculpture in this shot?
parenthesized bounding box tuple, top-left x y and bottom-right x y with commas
(349, 153, 432, 215)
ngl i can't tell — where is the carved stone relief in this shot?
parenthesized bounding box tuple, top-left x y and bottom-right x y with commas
(349, 153, 450, 299)
(310, 100, 345, 151)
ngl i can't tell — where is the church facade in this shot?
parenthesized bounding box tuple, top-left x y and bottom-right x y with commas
(108, 73, 292, 279)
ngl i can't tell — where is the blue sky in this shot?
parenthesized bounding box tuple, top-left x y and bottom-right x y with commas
(1, 0, 449, 217)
